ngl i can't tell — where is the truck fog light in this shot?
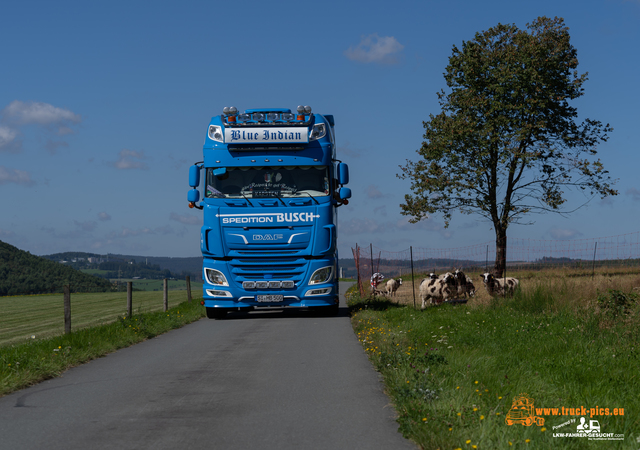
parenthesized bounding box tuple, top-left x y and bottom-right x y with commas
(281, 280, 295, 288)
(269, 281, 281, 288)
(305, 287, 332, 296)
(256, 281, 269, 289)
(243, 281, 256, 289)
(206, 290, 232, 297)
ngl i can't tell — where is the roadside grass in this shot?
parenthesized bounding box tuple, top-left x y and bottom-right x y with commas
(0, 298, 205, 397)
(0, 290, 196, 346)
(348, 270, 640, 449)
(116, 279, 204, 292)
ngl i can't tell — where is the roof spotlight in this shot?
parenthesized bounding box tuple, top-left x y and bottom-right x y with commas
(229, 106, 238, 114)
(304, 106, 312, 114)
(222, 107, 230, 115)
(297, 105, 305, 114)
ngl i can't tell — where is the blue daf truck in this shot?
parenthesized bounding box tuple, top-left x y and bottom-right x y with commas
(187, 106, 351, 319)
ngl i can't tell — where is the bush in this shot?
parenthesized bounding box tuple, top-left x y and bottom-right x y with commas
(597, 289, 638, 318)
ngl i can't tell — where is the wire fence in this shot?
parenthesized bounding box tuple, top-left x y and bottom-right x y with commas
(0, 277, 203, 347)
(350, 232, 640, 297)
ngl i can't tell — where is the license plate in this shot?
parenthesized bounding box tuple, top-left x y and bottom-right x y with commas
(256, 294, 284, 303)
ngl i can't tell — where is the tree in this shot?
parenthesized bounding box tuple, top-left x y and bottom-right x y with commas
(398, 16, 617, 277)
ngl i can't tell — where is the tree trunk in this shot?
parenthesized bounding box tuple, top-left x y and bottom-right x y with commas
(494, 227, 507, 278)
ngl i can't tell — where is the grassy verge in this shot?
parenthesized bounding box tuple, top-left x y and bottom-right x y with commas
(347, 275, 640, 449)
(0, 299, 205, 397)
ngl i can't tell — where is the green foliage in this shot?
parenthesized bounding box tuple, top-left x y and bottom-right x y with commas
(352, 284, 639, 449)
(597, 289, 638, 318)
(398, 16, 616, 276)
(0, 241, 114, 296)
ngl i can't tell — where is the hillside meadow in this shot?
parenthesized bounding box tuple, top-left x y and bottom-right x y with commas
(348, 267, 640, 449)
(0, 288, 200, 347)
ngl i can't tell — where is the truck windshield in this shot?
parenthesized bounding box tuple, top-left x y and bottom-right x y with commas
(205, 166, 329, 198)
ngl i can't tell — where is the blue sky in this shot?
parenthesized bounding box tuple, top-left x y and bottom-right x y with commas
(1, 0, 639, 259)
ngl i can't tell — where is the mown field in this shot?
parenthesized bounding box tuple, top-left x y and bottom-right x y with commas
(349, 267, 640, 449)
(0, 289, 198, 347)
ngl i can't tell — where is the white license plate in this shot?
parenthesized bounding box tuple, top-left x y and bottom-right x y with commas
(256, 294, 284, 302)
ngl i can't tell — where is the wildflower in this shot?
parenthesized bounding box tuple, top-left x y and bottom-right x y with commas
(422, 418, 427, 422)
(525, 439, 530, 443)
(496, 413, 501, 416)
(473, 407, 478, 412)
(466, 440, 471, 444)
(457, 412, 461, 416)
(480, 415, 484, 420)
(541, 427, 546, 432)
(472, 446, 477, 449)
(475, 381, 478, 384)
(456, 386, 460, 389)
(498, 396, 502, 399)
(449, 428, 452, 431)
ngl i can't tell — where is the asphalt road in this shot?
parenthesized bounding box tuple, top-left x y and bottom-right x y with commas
(0, 282, 417, 450)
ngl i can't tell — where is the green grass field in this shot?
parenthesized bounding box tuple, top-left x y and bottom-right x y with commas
(0, 289, 201, 347)
(348, 269, 640, 449)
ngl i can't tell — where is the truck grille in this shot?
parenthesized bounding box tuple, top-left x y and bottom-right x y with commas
(228, 257, 307, 285)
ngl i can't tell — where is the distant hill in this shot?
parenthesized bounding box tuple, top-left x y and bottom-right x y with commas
(41, 252, 200, 281)
(0, 241, 114, 296)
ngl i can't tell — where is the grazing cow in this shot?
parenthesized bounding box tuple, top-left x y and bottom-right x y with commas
(385, 278, 403, 297)
(480, 273, 519, 296)
(419, 272, 456, 309)
(453, 268, 475, 299)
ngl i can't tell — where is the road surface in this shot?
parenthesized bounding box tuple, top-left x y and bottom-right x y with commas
(0, 282, 417, 449)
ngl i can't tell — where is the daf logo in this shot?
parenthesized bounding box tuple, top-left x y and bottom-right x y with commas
(253, 234, 284, 241)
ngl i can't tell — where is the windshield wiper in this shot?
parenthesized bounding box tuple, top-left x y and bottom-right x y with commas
(273, 192, 287, 206)
(241, 193, 254, 207)
(298, 191, 319, 205)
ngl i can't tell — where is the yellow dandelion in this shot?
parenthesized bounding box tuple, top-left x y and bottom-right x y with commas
(472, 446, 477, 449)
(466, 439, 471, 444)
(541, 427, 546, 432)
(449, 427, 452, 431)
(509, 442, 513, 446)
(480, 415, 484, 420)
(475, 381, 478, 384)
(499, 396, 502, 399)
(456, 386, 460, 389)
(422, 418, 427, 422)
(473, 407, 478, 411)
(457, 412, 461, 416)
(525, 439, 530, 443)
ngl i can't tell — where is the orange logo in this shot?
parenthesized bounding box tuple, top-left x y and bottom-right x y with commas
(505, 393, 545, 427)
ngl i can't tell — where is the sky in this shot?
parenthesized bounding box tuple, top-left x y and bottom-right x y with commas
(1, 0, 639, 260)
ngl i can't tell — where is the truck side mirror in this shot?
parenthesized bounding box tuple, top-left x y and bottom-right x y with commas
(338, 163, 349, 185)
(189, 165, 201, 188)
(188, 189, 200, 203)
(339, 187, 351, 200)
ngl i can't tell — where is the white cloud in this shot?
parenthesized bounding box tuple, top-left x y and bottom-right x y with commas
(170, 212, 201, 225)
(0, 125, 19, 151)
(344, 34, 404, 64)
(625, 187, 640, 202)
(97, 212, 111, 221)
(108, 149, 149, 170)
(0, 166, 35, 186)
(548, 228, 583, 240)
(366, 184, 385, 199)
(74, 220, 97, 232)
(2, 100, 81, 129)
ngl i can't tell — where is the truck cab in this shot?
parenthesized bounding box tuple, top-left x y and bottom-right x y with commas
(188, 106, 350, 319)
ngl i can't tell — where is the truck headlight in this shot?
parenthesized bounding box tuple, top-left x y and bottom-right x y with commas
(205, 269, 228, 286)
(309, 266, 333, 285)
(208, 125, 223, 142)
(309, 123, 326, 141)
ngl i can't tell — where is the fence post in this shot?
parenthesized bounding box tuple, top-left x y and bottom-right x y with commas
(164, 279, 168, 312)
(186, 275, 192, 302)
(592, 242, 598, 280)
(410, 246, 416, 309)
(64, 285, 71, 334)
(127, 282, 133, 317)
